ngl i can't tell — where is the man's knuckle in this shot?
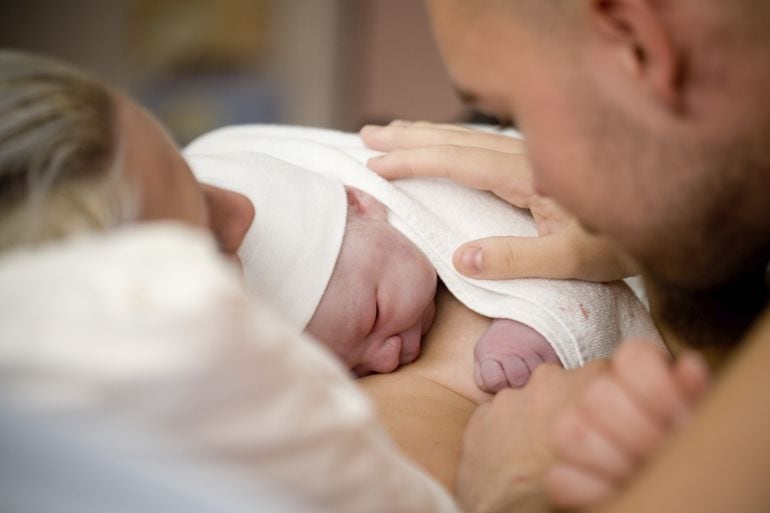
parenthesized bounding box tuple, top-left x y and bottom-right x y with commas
(443, 144, 467, 164)
(499, 242, 520, 274)
(583, 359, 611, 378)
(531, 362, 561, 383)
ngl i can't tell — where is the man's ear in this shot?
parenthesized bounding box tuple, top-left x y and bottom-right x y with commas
(345, 186, 388, 221)
(588, 0, 682, 111)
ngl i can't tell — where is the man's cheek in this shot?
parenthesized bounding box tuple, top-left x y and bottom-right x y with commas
(522, 141, 558, 197)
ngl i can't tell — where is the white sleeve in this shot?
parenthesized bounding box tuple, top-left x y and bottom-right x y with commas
(0, 224, 460, 513)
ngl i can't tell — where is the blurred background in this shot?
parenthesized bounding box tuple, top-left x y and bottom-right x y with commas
(0, 0, 470, 144)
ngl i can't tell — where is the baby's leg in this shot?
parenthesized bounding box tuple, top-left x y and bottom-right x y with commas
(545, 342, 710, 509)
(474, 318, 561, 392)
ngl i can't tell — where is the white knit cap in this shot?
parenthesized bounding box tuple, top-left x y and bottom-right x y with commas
(185, 151, 347, 329)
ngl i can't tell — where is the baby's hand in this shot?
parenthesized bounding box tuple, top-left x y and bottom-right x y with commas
(544, 342, 710, 509)
(474, 318, 562, 392)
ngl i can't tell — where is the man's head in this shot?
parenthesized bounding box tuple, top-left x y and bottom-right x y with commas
(306, 187, 437, 377)
(425, 0, 770, 290)
(0, 50, 253, 261)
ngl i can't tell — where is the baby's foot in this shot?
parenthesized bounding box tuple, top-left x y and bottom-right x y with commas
(545, 342, 710, 509)
(474, 318, 562, 392)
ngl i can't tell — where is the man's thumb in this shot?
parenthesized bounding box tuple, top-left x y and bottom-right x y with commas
(452, 236, 573, 280)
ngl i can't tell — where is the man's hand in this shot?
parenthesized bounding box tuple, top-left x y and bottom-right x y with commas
(361, 121, 637, 282)
(455, 361, 609, 513)
(545, 342, 710, 509)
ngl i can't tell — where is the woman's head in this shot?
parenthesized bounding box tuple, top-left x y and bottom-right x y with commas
(0, 50, 252, 258)
(0, 50, 130, 250)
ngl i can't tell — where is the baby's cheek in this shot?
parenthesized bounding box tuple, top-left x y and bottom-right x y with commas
(306, 288, 358, 365)
(408, 246, 438, 300)
(422, 299, 437, 335)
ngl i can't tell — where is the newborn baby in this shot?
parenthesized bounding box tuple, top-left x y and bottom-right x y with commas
(185, 125, 662, 393)
(307, 184, 560, 384)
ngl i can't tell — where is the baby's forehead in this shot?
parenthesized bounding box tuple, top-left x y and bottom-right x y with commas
(344, 210, 395, 246)
(339, 215, 417, 277)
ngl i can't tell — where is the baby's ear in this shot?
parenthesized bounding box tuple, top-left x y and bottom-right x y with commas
(345, 186, 387, 221)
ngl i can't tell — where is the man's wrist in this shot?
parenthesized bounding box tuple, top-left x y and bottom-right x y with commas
(461, 473, 549, 513)
(472, 486, 552, 513)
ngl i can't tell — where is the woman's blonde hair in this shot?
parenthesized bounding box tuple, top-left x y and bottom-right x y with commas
(0, 50, 136, 252)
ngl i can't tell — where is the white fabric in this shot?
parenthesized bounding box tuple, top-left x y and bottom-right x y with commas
(186, 125, 663, 368)
(0, 224, 459, 513)
(189, 152, 347, 329)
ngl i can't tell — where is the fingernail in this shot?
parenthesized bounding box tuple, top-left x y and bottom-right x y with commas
(366, 155, 386, 171)
(459, 246, 483, 274)
(361, 125, 381, 133)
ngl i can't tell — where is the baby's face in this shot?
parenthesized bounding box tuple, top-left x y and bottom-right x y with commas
(306, 187, 437, 376)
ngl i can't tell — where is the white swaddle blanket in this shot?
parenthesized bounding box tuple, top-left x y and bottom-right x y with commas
(185, 125, 662, 368)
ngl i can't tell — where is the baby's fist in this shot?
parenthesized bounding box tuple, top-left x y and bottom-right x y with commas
(474, 319, 562, 392)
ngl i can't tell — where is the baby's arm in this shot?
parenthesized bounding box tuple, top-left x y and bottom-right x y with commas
(544, 342, 710, 509)
(474, 318, 562, 392)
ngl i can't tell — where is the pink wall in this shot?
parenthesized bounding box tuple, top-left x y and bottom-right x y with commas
(1, 0, 466, 132)
(344, 0, 465, 129)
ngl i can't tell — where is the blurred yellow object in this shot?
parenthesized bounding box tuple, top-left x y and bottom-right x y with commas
(128, 0, 270, 77)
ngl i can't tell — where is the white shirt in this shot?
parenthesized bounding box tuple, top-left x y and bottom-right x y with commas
(0, 223, 459, 513)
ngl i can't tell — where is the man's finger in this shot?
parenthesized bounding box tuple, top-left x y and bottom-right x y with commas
(452, 234, 584, 280)
(545, 464, 614, 510)
(551, 409, 636, 482)
(366, 145, 534, 207)
(389, 119, 474, 133)
(579, 376, 665, 461)
(360, 124, 524, 154)
(612, 341, 689, 426)
(673, 350, 711, 421)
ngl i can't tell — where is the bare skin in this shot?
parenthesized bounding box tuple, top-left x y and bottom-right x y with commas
(358, 284, 493, 490)
(357, 281, 708, 508)
(494, 314, 769, 513)
(545, 343, 710, 509)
